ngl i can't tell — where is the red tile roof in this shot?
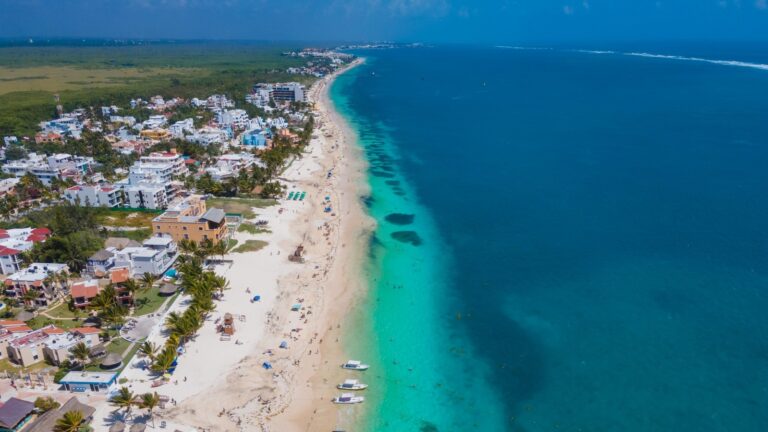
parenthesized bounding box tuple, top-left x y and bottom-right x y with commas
(0, 246, 21, 256)
(110, 268, 130, 284)
(26, 234, 48, 243)
(0, 320, 26, 327)
(8, 325, 33, 333)
(32, 227, 51, 235)
(70, 282, 100, 299)
(42, 326, 66, 335)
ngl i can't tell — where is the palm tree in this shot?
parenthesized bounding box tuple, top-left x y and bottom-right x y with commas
(102, 305, 127, 329)
(121, 279, 140, 305)
(164, 311, 183, 329)
(22, 288, 40, 310)
(213, 240, 228, 261)
(90, 284, 117, 314)
(140, 273, 157, 292)
(109, 386, 137, 418)
(178, 238, 198, 256)
(151, 346, 176, 375)
(139, 341, 159, 364)
(70, 342, 91, 369)
(139, 392, 161, 427)
(53, 410, 84, 432)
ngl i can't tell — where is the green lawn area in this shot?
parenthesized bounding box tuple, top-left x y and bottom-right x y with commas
(206, 197, 276, 219)
(232, 240, 269, 253)
(237, 222, 271, 235)
(44, 302, 78, 319)
(26, 315, 81, 330)
(227, 238, 239, 251)
(95, 209, 161, 228)
(106, 337, 132, 355)
(133, 286, 172, 315)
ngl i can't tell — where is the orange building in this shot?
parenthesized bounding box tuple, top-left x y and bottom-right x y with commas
(151, 195, 228, 243)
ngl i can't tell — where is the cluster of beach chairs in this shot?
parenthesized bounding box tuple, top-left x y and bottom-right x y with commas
(286, 191, 306, 201)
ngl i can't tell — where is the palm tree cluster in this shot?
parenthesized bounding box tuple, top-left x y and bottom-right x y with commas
(108, 387, 161, 426)
(89, 284, 129, 328)
(84, 275, 153, 327)
(177, 238, 228, 264)
(141, 242, 229, 376)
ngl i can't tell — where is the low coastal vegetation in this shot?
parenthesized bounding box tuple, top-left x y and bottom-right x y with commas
(232, 239, 268, 253)
(0, 42, 313, 137)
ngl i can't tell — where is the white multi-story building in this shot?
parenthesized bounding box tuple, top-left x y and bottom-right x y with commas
(0, 228, 51, 275)
(109, 115, 136, 127)
(206, 94, 234, 110)
(63, 185, 122, 208)
(124, 183, 168, 210)
(4, 263, 69, 307)
(205, 153, 260, 181)
(139, 152, 187, 177)
(112, 236, 178, 277)
(187, 127, 229, 146)
(1, 153, 94, 185)
(169, 118, 195, 138)
(217, 109, 249, 130)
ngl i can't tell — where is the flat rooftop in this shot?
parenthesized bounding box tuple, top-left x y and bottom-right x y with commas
(60, 371, 117, 385)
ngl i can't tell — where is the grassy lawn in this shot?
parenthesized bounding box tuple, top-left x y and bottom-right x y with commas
(206, 197, 276, 219)
(44, 302, 78, 319)
(227, 238, 239, 251)
(237, 222, 272, 235)
(106, 337, 132, 355)
(107, 228, 153, 242)
(26, 315, 81, 330)
(133, 286, 171, 316)
(95, 209, 161, 228)
(232, 240, 269, 253)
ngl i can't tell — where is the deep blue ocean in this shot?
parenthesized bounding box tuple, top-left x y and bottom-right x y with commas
(331, 45, 768, 432)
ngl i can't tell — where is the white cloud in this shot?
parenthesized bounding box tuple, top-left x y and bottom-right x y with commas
(756, 0, 767, 9)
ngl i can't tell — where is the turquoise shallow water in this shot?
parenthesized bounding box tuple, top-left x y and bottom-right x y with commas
(331, 46, 768, 432)
(331, 66, 507, 431)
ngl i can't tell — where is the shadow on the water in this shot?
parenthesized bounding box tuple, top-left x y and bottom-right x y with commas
(469, 309, 546, 429)
(385, 213, 415, 225)
(361, 194, 374, 208)
(391, 230, 423, 246)
(367, 233, 384, 260)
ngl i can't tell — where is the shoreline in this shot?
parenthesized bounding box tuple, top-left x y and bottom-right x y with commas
(114, 58, 374, 432)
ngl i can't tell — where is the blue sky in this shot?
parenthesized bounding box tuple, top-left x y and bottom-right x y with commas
(1, 0, 767, 43)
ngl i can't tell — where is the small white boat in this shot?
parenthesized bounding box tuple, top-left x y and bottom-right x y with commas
(341, 360, 369, 371)
(332, 393, 365, 404)
(337, 379, 368, 391)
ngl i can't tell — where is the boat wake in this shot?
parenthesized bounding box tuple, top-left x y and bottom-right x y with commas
(571, 48, 768, 71)
(623, 52, 768, 71)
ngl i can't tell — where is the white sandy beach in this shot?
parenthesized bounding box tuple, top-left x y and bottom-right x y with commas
(91, 59, 372, 432)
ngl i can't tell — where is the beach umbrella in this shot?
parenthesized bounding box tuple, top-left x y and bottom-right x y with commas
(109, 421, 126, 432)
(253, 295, 261, 302)
(129, 423, 147, 432)
(279, 341, 288, 349)
(262, 362, 272, 370)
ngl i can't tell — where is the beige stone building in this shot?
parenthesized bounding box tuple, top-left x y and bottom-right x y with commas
(151, 195, 228, 243)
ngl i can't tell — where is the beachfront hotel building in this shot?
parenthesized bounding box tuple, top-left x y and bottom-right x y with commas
(151, 195, 228, 243)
